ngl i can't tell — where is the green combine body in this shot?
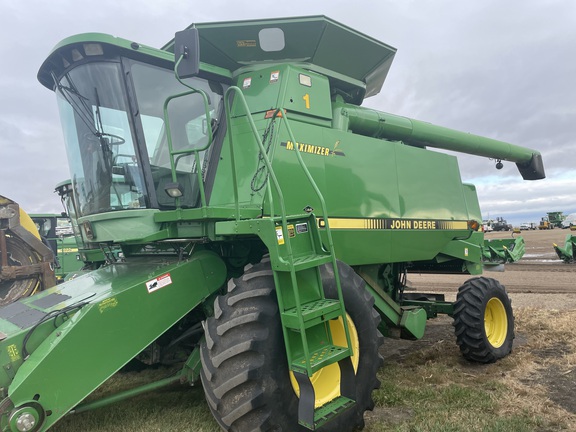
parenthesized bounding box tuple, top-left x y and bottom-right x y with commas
(547, 211, 565, 228)
(0, 16, 544, 431)
(554, 234, 576, 263)
(28, 214, 83, 281)
(54, 180, 115, 276)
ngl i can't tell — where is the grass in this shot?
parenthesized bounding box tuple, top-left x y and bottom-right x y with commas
(54, 376, 220, 432)
(52, 308, 576, 431)
(365, 308, 576, 431)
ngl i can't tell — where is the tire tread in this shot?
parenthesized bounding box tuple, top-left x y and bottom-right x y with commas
(453, 277, 514, 363)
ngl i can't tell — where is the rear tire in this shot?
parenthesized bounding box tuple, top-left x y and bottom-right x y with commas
(453, 277, 514, 363)
(200, 260, 383, 431)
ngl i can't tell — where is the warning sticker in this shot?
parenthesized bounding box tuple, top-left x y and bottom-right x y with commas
(287, 224, 295, 238)
(270, 70, 280, 83)
(99, 297, 118, 313)
(276, 226, 285, 245)
(146, 273, 173, 293)
(296, 223, 308, 234)
(237, 40, 257, 47)
(7, 344, 20, 362)
(243, 77, 252, 89)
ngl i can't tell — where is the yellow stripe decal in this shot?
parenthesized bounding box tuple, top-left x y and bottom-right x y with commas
(320, 218, 468, 231)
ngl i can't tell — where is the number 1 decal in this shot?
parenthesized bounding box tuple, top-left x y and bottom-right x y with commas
(303, 93, 310, 109)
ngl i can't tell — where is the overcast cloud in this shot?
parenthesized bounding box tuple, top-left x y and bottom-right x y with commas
(1, 0, 574, 226)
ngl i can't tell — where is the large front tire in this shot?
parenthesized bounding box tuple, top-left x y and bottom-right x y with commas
(200, 260, 383, 431)
(453, 277, 514, 363)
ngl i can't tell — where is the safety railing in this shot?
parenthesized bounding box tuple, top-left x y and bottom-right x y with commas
(223, 86, 353, 375)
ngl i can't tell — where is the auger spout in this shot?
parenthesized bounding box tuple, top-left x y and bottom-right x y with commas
(333, 103, 545, 180)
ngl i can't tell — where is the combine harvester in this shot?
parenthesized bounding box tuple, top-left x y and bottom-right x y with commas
(547, 211, 565, 228)
(28, 213, 83, 281)
(1, 194, 85, 303)
(53, 180, 114, 274)
(539, 212, 566, 230)
(0, 17, 544, 431)
(0, 196, 57, 305)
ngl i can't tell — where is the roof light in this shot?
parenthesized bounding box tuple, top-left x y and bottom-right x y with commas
(84, 43, 104, 56)
(71, 48, 84, 62)
(299, 74, 312, 87)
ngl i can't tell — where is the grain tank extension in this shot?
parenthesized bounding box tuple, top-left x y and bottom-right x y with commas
(0, 16, 544, 431)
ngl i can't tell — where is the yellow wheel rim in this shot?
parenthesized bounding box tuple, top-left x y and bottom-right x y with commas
(289, 314, 360, 408)
(485, 298, 507, 348)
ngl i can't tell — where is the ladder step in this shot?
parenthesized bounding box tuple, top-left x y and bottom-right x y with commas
(291, 345, 351, 375)
(309, 396, 356, 430)
(275, 254, 332, 272)
(281, 299, 343, 329)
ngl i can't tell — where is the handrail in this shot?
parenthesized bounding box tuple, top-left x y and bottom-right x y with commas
(223, 88, 287, 224)
(162, 89, 213, 211)
(278, 115, 353, 361)
(224, 90, 321, 370)
(162, 56, 214, 212)
(222, 88, 352, 373)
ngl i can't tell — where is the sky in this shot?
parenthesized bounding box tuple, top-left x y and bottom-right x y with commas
(1, 0, 574, 226)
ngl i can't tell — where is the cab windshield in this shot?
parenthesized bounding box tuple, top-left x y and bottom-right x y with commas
(56, 58, 223, 217)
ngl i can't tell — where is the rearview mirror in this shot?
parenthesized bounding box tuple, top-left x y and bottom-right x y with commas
(174, 28, 200, 78)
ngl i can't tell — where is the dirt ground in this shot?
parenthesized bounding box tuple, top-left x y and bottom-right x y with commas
(408, 228, 576, 307)
(378, 228, 576, 426)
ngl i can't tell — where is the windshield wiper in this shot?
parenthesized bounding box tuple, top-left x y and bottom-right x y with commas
(53, 72, 99, 137)
(53, 72, 125, 147)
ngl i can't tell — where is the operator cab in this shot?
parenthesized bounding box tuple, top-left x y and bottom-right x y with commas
(39, 37, 224, 218)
